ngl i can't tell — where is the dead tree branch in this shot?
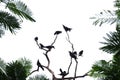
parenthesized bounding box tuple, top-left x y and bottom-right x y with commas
(30, 26, 88, 80)
(56, 72, 89, 80)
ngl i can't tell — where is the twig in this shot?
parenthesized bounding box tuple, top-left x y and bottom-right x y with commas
(32, 34, 59, 78)
(35, 41, 47, 51)
(43, 66, 56, 80)
(32, 29, 89, 80)
(56, 72, 89, 80)
(74, 60, 78, 80)
(28, 67, 39, 76)
(66, 32, 74, 52)
(65, 29, 79, 80)
(67, 57, 72, 74)
(44, 53, 50, 67)
(51, 35, 58, 46)
(45, 35, 58, 67)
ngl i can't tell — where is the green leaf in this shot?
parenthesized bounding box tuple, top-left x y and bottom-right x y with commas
(18, 57, 32, 76)
(6, 0, 36, 22)
(0, 27, 5, 37)
(0, 11, 20, 34)
(28, 75, 49, 80)
(100, 31, 120, 54)
(91, 10, 116, 26)
(6, 61, 27, 80)
(0, 58, 7, 77)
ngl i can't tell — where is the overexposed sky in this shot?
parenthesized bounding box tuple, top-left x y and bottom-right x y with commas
(0, 0, 116, 80)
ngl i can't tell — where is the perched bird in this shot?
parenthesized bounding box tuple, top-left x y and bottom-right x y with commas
(69, 51, 77, 59)
(63, 25, 72, 32)
(79, 50, 83, 56)
(73, 51, 77, 55)
(39, 43, 44, 49)
(45, 45, 55, 50)
(37, 60, 44, 71)
(34, 37, 38, 41)
(54, 31, 62, 35)
(59, 68, 68, 77)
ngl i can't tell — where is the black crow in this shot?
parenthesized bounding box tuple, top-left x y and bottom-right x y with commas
(73, 51, 77, 55)
(45, 45, 55, 50)
(79, 50, 83, 56)
(34, 37, 38, 41)
(39, 43, 44, 49)
(60, 68, 63, 73)
(37, 60, 44, 71)
(54, 31, 62, 35)
(59, 68, 68, 77)
(63, 25, 72, 32)
(69, 51, 77, 59)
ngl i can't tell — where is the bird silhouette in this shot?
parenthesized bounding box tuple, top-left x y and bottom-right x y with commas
(59, 68, 68, 77)
(69, 51, 77, 59)
(60, 68, 63, 73)
(73, 51, 77, 55)
(37, 60, 44, 71)
(39, 43, 44, 49)
(79, 50, 83, 56)
(45, 45, 55, 50)
(34, 37, 38, 41)
(54, 31, 62, 35)
(63, 25, 72, 32)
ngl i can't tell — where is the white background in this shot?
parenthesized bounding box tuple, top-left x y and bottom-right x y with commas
(0, 0, 116, 80)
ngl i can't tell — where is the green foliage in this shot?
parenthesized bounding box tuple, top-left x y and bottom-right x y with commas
(18, 57, 32, 76)
(89, 60, 109, 79)
(100, 31, 120, 54)
(6, 0, 35, 22)
(6, 61, 27, 80)
(0, 58, 8, 80)
(0, 11, 20, 34)
(90, 0, 120, 80)
(0, 58, 6, 73)
(0, 27, 5, 37)
(28, 75, 49, 80)
(114, 0, 120, 8)
(0, 0, 35, 37)
(0, 57, 32, 80)
(89, 59, 120, 80)
(90, 0, 120, 27)
(90, 10, 116, 26)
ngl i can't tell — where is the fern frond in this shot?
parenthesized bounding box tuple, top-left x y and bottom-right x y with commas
(0, 11, 20, 33)
(100, 31, 120, 54)
(0, 58, 7, 77)
(89, 60, 110, 79)
(6, 0, 35, 22)
(90, 10, 117, 26)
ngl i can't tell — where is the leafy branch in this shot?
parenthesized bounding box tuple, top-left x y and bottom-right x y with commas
(90, 10, 116, 26)
(0, 0, 35, 37)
